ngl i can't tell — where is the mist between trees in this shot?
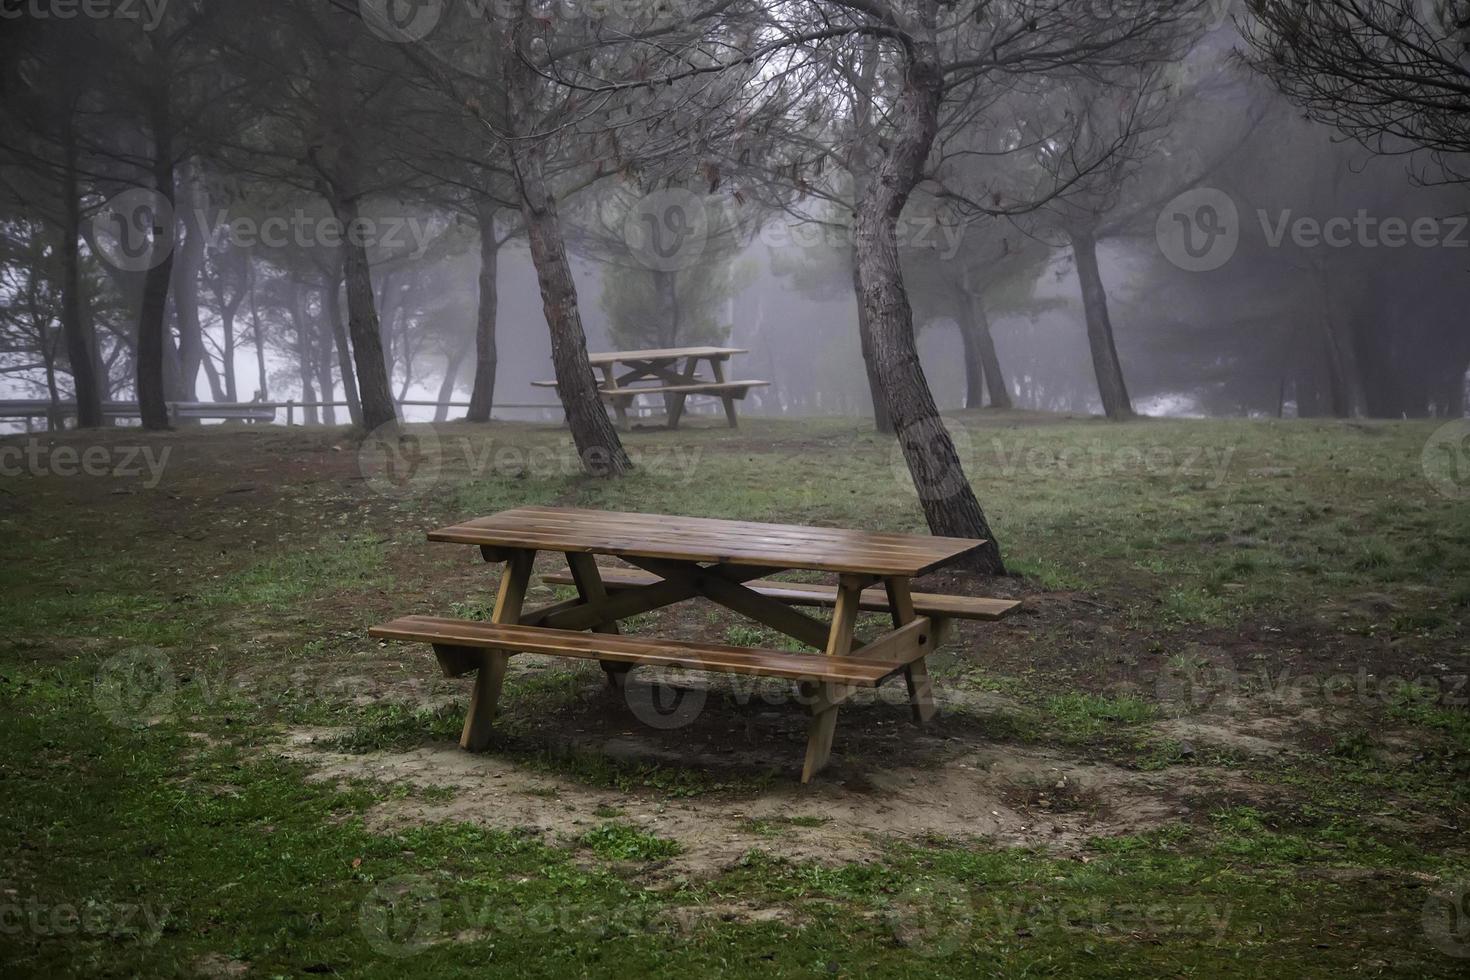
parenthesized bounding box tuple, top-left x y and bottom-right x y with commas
(3, 0, 1468, 572)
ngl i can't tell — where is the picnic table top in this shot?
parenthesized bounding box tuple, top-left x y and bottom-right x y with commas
(586, 346, 747, 366)
(428, 505, 985, 577)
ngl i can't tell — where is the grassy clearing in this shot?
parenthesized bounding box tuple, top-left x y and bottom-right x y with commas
(1, 414, 1468, 976)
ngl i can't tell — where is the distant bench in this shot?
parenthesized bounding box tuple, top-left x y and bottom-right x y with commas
(534, 346, 770, 429)
(531, 379, 769, 429)
(0, 400, 277, 424)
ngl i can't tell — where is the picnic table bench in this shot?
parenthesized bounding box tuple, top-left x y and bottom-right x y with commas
(533, 346, 768, 429)
(371, 506, 1020, 783)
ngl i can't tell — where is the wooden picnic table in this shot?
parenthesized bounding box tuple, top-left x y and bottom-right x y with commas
(371, 506, 1020, 782)
(533, 346, 768, 429)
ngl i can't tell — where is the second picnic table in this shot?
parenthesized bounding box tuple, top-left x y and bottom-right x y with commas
(534, 346, 768, 430)
(371, 506, 1021, 782)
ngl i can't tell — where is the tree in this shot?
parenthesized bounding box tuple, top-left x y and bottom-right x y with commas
(1244, 0, 1470, 408)
(564, 183, 751, 353)
(0, 22, 112, 427)
(378, 5, 636, 471)
(537, 1, 1208, 569)
(80, 1, 235, 429)
(1244, 0, 1470, 188)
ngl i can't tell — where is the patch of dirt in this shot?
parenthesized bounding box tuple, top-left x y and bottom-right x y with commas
(192, 953, 250, 978)
(276, 726, 1252, 878)
(1153, 716, 1299, 757)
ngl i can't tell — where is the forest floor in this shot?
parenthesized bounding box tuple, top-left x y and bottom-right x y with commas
(2, 411, 1468, 977)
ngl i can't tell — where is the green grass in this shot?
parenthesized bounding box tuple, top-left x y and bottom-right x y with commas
(1, 416, 1468, 977)
(578, 822, 683, 861)
(1044, 692, 1158, 740)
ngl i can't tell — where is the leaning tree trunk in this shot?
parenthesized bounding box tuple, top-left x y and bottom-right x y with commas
(329, 194, 396, 430)
(851, 250, 895, 433)
(322, 268, 362, 425)
(465, 198, 499, 422)
(852, 43, 1004, 574)
(848, 38, 894, 435)
(434, 335, 471, 422)
(60, 123, 102, 428)
(1069, 226, 1134, 421)
(510, 143, 631, 476)
(136, 109, 177, 431)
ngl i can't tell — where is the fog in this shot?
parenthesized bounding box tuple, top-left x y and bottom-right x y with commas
(2, 0, 1467, 440)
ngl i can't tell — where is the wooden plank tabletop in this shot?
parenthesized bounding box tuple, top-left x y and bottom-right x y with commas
(586, 347, 747, 365)
(428, 506, 985, 576)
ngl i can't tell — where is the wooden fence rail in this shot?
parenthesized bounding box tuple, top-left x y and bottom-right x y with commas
(0, 399, 566, 427)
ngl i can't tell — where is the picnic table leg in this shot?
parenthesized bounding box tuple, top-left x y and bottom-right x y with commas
(565, 552, 631, 690)
(710, 358, 739, 428)
(598, 365, 630, 430)
(663, 356, 700, 430)
(885, 576, 937, 724)
(667, 393, 688, 429)
(461, 548, 534, 751)
(801, 574, 864, 783)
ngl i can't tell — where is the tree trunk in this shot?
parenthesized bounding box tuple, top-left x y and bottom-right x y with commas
(1314, 269, 1366, 418)
(465, 199, 499, 422)
(653, 268, 682, 415)
(847, 38, 894, 435)
(290, 283, 319, 425)
(136, 113, 176, 431)
(434, 335, 470, 422)
(44, 358, 61, 433)
(247, 267, 268, 400)
(851, 251, 895, 433)
(852, 40, 1004, 574)
(645, 268, 678, 348)
(60, 123, 102, 428)
(321, 267, 362, 425)
(220, 303, 238, 402)
(84, 289, 111, 421)
(510, 142, 631, 476)
(1069, 227, 1134, 420)
(956, 309, 984, 410)
(958, 278, 1011, 410)
(316, 307, 337, 426)
(329, 194, 396, 430)
(317, 360, 336, 425)
(173, 168, 210, 401)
